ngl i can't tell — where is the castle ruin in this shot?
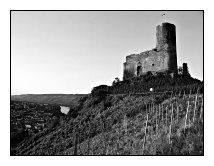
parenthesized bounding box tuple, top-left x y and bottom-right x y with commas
(123, 22, 179, 80)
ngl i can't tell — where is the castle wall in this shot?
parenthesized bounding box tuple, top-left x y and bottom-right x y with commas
(123, 22, 178, 80)
(157, 23, 178, 73)
(182, 63, 188, 75)
(139, 50, 168, 73)
(123, 50, 169, 79)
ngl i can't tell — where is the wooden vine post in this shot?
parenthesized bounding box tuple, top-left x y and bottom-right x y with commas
(185, 100, 190, 128)
(169, 103, 174, 144)
(159, 104, 161, 123)
(123, 114, 128, 145)
(200, 97, 203, 123)
(193, 88, 199, 123)
(152, 103, 154, 114)
(166, 105, 168, 128)
(124, 114, 127, 134)
(116, 128, 120, 155)
(176, 101, 179, 122)
(102, 118, 107, 155)
(156, 106, 158, 140)
(179, 90, 181, 98)
(189, 89, 192, 99)
(87, 122, 91, 155)
(74, 131, 78, 155)
(162, 104, 164, 121)
(142, 113, 149, 155)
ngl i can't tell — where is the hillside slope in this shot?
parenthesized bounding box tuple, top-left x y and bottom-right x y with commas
(11, 94, 86, 106)
(12, 92, 203, 155)
(103, 74, 203, 94)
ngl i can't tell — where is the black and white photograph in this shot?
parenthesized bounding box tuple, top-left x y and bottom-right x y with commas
(10, 11, 204, 156)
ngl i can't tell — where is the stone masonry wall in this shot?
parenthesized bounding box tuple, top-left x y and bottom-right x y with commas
(123, 22, 178, 80)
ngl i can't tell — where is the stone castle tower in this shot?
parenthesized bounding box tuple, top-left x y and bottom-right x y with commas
(123, 22, 178, 80)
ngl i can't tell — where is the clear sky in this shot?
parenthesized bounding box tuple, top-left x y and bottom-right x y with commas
(11, 11, 203, 95)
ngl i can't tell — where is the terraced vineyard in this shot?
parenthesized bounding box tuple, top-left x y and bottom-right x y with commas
(12, 91, 203, 155)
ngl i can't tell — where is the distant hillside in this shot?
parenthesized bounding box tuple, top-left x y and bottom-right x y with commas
(11, 94, 87, 106)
